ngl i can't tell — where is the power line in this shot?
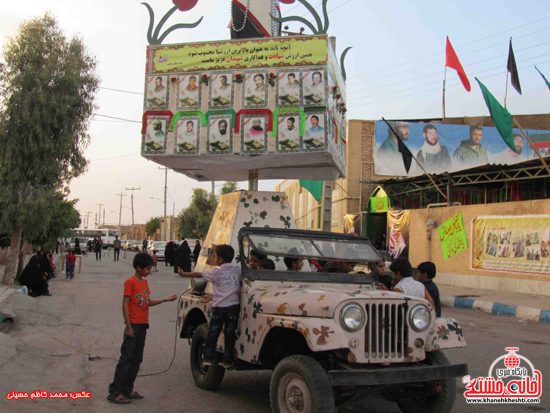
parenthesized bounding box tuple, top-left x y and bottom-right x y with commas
(89, 153, 140, 162)
(350, 59, 550, 107)
(347, 26, 550, 87)
(348, 15, 550, 80)
(100, 86, 143, 96)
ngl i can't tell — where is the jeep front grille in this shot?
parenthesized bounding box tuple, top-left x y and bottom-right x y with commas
(365, 303, 408, 360)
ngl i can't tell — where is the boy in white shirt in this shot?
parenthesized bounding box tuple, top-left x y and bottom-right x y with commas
(178, 244, 241, 368)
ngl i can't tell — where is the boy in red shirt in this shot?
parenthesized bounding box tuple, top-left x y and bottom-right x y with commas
(107, 253, 177, 404)
(65, 250, 76, 279)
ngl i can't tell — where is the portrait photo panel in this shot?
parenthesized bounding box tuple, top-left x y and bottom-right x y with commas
(304, 113, 327, 152)
(277, 69, 301, 107)
(209, 72, 233, 109)
(177, 73, 201, 111)
(174, 117, 200, 156)
(207, 115, 233, 155)
(142, 116, 168, 154)
(242, 70, 269, 109)
(144, 75, 169, 110)
(302, 68, 327, 106)
(277, 113, 301, 153)
(241, 115, 268, 154)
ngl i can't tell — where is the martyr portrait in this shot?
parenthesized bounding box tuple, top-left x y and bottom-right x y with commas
(207, 116, 232, 154)
(175, 118, 200, 155)
(143, 117, 167, 153)
(145, 75, 168, 109)
(178, 74, 201, 110)
(243, 71, 268, 108)
(210, 73, 233, 109)
(277, 115, 301, 153)
(277, 71, 300, 106)
(242, 116, 267, 154)
(302, 69, 325, 106)
(304, 114, 326, 151)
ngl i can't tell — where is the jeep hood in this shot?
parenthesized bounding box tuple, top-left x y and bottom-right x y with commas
(247, 282, 415, 318)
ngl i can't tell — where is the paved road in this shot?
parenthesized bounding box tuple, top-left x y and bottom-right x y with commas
(0, 253, 548, 413)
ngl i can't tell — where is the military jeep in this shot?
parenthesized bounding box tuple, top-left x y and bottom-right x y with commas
(178, 226, 467, 413)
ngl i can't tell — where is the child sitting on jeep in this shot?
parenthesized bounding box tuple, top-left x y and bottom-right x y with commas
(178, 244, 241, 368)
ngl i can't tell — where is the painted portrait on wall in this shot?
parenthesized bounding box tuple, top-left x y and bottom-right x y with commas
(145, 75, 169, 110)
(209, 72, 233, 109)
(241, 115, 268, 154)
(174, 117, 200, 156)
(142, 116, 168, 154)
(304, 113, 327, 151)
(277, 70, 301, 107)
(207, 115, 233, 155)
(277, 114, 301, 153)
(302, 68, 326, 106)
(177, 74, 201, 110)
(242, 70, 268, 109)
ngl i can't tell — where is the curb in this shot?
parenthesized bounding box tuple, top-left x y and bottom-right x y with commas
(441, 294, 550, 323)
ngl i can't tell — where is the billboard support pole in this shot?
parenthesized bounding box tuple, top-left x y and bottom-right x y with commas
(513, 118, 550, 176)
(442, 66, 447, 122)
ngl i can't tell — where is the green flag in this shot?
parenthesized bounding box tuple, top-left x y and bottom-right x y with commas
(299, 180, 323, 202)
(475, 78, 516, 152)
(535, 66, 550, 91)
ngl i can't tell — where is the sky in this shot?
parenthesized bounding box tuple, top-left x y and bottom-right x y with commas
(1, 0, 549, 227)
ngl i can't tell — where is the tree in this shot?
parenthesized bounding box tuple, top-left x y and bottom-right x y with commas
(221, 181, 239, 194)
(177, 189, 217, 239)
(0, 13, 99, 284)
(145, 217, 161, 237)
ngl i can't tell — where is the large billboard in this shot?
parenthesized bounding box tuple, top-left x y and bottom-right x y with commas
(472, 215, 550, 276)
(374, 121, 550, 176)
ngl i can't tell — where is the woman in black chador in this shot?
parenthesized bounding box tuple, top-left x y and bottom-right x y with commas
(19, 252, 51, 297)
(174, 240, 192, 273)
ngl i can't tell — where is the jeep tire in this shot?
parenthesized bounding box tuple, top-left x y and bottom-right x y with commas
(397, 350, 456, 413)
(270, 355, 334, 413)
(190, 323, 225, 390)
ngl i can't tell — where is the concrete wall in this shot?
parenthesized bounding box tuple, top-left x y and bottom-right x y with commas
(409, 199, 550, 297)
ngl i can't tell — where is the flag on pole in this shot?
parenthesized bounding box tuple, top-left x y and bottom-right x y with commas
(535, 66, 550, 91)
(446, 37, 471, 92)
(507, 38, 522, 95)
(475, 78, 516, 152)
(299, 180, 323, 202)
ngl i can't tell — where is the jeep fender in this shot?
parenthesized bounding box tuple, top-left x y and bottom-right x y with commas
(236, 315, 348, 364)
(425, 317, 467, 351)
(178, 295, 212, 338)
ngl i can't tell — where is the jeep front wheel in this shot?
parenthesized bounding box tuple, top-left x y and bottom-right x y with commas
(190, 323, 225, 390)
(397, 350, 456, 413)
(270, 355, 334, 413)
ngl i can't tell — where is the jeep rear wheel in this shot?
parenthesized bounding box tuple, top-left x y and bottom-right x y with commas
(270, 355, 334, 413)
(397, 350, 456, 413)
(190, 323, 225, 390)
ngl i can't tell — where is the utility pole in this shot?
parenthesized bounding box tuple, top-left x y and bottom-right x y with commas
(126, 187, 141, 240)
(172, 202, 175, 240)
(86, 211, 91, 229)
(159, 167, 168, 242)
(103, 210, 105, 227)
(116, 192, 127, 237)
(212, 181, 215, 195)
(97, 203, 103, 228)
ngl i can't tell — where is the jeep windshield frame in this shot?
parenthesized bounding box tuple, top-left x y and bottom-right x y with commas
(238, 227, 384, 283)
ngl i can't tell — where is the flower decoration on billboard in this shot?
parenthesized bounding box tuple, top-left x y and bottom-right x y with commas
(142, 1, 203, 45)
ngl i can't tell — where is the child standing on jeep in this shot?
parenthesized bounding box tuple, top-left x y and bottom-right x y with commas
(178, 244, 241, 368)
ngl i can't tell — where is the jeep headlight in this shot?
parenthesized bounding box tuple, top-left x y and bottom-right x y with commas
(409, 305, 431, 332)
(340, 303, 365, 332)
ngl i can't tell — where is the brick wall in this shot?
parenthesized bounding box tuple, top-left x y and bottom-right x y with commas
(409, 199, 550, 296)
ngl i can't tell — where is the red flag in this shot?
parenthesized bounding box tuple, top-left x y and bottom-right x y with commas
(445, 37, 471, 92)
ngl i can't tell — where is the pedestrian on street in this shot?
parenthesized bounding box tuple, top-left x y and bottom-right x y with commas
(74, 237, 81, 255)
(19, 249, 51, 297)
(192, 239, 201, 264)
(65, 250, 76, 279)
(56, 240, 60, 254)
(151, 251, 158, 272)
(173, 239, 191, 274)
(94, 236, 103, 261)
(142, 239, 148, 252)
(113, 236, 122, 262)
(165, 241, 175, 267)
(107, 253, 177, 404)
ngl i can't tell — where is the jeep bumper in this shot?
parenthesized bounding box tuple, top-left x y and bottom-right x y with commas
(327, 363, 468, 386)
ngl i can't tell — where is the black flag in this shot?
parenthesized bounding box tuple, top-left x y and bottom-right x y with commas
(507, 38, 522, 95)
(382, 118, 413, 174)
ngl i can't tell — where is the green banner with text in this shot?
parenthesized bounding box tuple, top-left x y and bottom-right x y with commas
(438, 212, 468, 261)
